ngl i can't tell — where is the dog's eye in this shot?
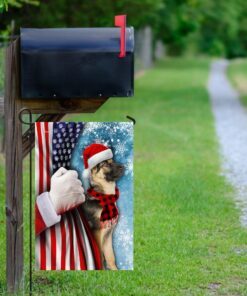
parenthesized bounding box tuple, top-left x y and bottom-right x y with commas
(101, 161, 108, 167)
(96, 161, 107, 171)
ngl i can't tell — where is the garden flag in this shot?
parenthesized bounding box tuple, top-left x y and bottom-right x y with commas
(35, 122, 133, 270)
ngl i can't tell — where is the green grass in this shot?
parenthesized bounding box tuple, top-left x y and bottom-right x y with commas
(0, 58, 247, 295)
(228, 58, 247, 106)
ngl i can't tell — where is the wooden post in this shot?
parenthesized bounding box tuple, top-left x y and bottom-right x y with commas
(4, 40, 23, 292)
(4, 38, 109, 293)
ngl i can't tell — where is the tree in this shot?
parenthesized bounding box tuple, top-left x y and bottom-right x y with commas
(154, 0, 200, 55)
(197, 0, 245, 58)
(0, 0, 162, 32)
(1, 0, 247, 57)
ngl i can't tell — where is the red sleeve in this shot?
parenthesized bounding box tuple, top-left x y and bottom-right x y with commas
(35, 203, 47, 236)
(35, 192, 61, 236)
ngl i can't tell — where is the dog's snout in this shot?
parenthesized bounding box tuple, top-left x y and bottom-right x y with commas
(112, 163, 124, 170)
(105, 162, 125, 181)
(112, 163, 125, 174)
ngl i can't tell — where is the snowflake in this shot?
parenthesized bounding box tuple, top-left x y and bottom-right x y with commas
(118, 122, 133, 137)
(117, 228, 133, 249)
(115, 142, 126, 156)
(121, 252, 133, 270)
(125, 160, 133, 176)
(83, 122, 105, 136)
(94, 138, 103, 144)
(114, 215, 133, 269)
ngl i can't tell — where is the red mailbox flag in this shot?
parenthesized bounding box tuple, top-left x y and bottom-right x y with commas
(115, 14, 126, 58)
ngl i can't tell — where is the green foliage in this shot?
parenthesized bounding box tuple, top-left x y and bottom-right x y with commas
(8, 0, 39, 8)
(0, 0, 247, 57)
(0, 0, 7, 12)
(0, 0, 38, 12)
(197, 0, 246, 58)
(0, 0, 162, 29)
(208, 40, 226, 57)
(0, 0, 39, 44)
(153, 0, 247, 57)
(154, 0, 200, 55)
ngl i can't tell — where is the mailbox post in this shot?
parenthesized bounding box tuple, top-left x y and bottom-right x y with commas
(4, 16, 134, 293)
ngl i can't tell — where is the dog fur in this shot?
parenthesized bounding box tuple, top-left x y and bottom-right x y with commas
(82, 159, 124, 270)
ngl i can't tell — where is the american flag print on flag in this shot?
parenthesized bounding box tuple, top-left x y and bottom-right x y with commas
(35, 122, 102, 270)
(35, 122, 133, 270)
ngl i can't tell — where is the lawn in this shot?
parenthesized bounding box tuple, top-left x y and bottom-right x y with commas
(228, 58, 247, 106)
(0, 58, 247, 295)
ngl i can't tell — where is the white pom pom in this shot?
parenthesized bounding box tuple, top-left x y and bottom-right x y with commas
(82, 168, 90, 179)
(82, 169, 91, 190)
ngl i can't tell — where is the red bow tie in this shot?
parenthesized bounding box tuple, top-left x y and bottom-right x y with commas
(87, 187, 120, 224)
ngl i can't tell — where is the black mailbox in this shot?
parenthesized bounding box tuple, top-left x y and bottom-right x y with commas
(20, 27, 134, 99)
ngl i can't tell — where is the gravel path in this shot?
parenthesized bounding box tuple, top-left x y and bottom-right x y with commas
(208, 60, 247, 227)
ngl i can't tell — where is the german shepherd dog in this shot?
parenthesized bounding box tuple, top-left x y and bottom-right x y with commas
(82, 159, 125, 270)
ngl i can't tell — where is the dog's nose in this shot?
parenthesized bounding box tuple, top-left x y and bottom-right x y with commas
(117, 164, 125, 175)
(119, 166, 124, 172)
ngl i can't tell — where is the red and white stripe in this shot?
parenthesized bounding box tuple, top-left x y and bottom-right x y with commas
(35, 122, 102, 270)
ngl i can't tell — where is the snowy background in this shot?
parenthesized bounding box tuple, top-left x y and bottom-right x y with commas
(71, 122, 133, 270)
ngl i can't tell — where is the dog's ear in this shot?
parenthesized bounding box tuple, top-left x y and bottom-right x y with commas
(91, 166, 99, 175)
(95, 163, 102, 173)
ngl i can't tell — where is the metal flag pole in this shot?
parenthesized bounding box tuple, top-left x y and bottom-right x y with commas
(19, 108, 33, 295)
(126, 115, 136, 125)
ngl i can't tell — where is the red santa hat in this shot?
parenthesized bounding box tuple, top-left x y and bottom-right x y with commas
(82, 143, 113, 188)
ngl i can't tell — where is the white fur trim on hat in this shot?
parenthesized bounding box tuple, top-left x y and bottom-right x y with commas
(88, 148, 113, 169)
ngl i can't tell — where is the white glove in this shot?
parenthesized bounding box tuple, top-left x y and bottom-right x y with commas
(49, 167, 85, 215)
